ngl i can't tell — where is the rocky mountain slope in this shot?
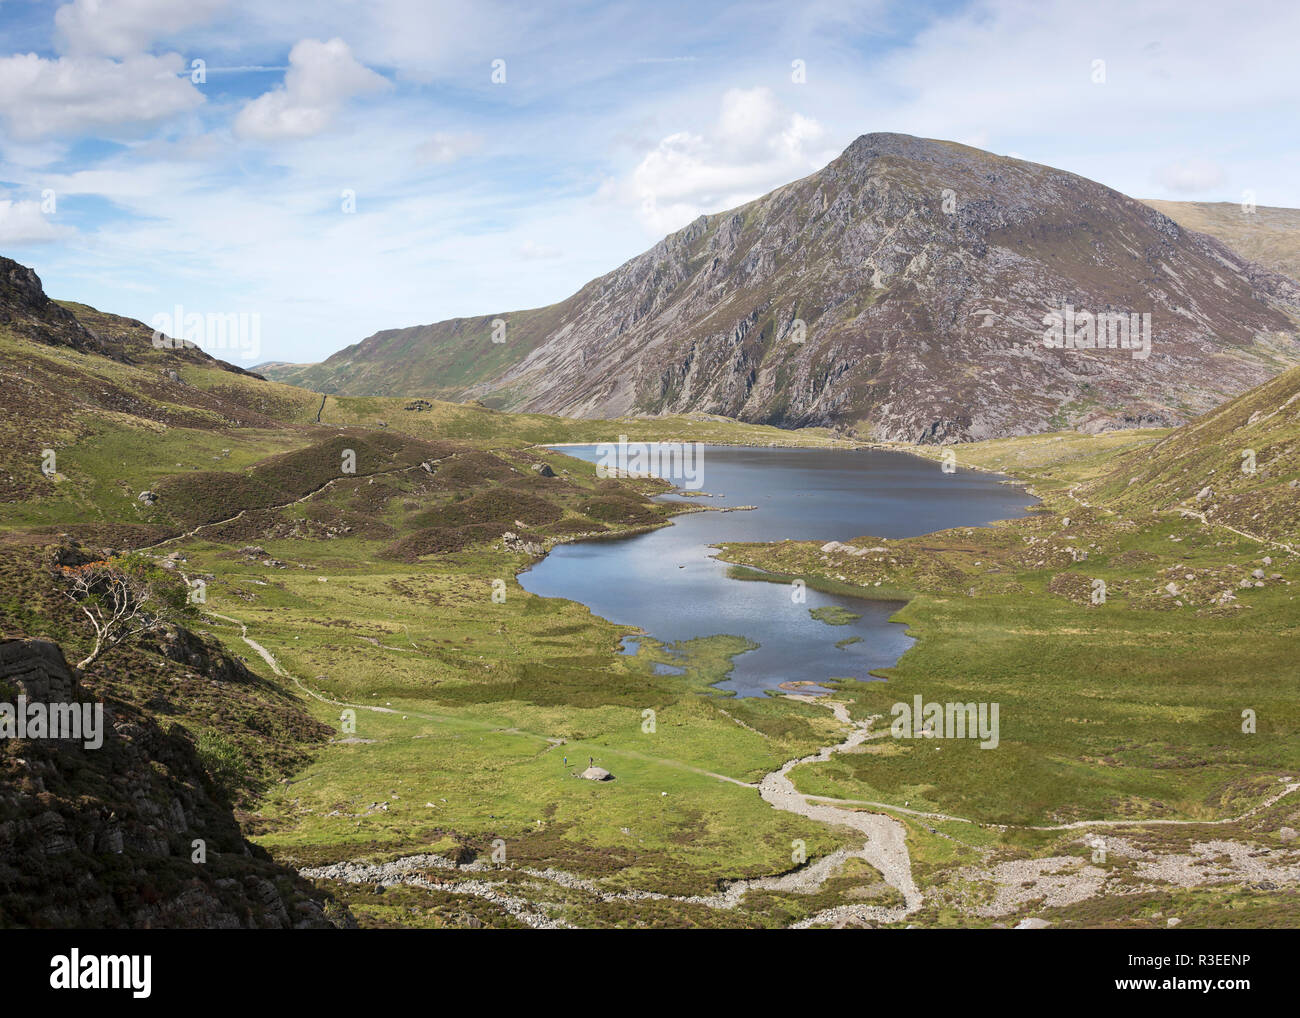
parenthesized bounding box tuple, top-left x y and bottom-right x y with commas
(1082, 362, 1300, 546)
(265, 133, 1300, 442)
(0, 555, 348, 928)
(1142, 201, 1300, 285)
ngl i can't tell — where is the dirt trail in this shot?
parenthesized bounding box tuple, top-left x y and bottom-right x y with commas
(750, 697, 922, 926)
(1164, 505, 1297, 555)
(1064, 483, 1295, 555)
(213, 608, 1299, 926)
(212, 606, 923, 924)
(138, 456, 442, 552)
(808, 782, 1300, 832)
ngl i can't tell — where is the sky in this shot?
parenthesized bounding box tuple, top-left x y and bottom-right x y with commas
(0, 0, 1297, 366)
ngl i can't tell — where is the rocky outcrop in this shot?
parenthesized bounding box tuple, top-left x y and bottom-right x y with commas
(0, 637, 347, 929)
(0, 255, 264, 378)
(0, 257, 102, 352)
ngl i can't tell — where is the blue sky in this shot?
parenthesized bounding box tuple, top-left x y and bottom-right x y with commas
(1, 0, 1297, 365)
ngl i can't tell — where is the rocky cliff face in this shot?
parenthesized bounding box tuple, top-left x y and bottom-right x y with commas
(0, 541, 350, 930)
(0, 638, 345, 929)
(268, 133, 1300, 442)
(0, 257, 103, 353)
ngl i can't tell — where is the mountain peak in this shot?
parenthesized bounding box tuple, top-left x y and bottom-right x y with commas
(264, 139, 1300, 442)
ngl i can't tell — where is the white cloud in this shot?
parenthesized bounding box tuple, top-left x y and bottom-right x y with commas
(0, 51, 203, 138)
(415, 131, 484, 165)
(1152, 158, 1228, 194)
(54, 0, 229, 58)
(515, 240, 562, 261)
(234, 38, 390, 141)
(851, 0, 1300, 204)
(626, 87, 834, 235)
(0, 200, 68, 244)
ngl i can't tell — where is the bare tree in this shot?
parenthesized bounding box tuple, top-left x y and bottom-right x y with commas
(60, 555, 191, 670)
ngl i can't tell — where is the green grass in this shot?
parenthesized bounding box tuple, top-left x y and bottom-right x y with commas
(188, 545, 852, 899)
(809, 605, 862, 626)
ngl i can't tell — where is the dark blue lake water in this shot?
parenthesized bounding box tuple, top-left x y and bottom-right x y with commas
(518, 445, 1034, 696)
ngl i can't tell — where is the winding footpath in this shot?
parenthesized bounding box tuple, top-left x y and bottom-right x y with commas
(755, 698, 921, 927)
(1064, 482, 1296, 555)
(208, 605, 1295, 928)
(208, 606, 922, 926)
(138, 456, 445, 553)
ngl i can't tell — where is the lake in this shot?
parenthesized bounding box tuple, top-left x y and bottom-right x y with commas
(518, 445, 1035, 696)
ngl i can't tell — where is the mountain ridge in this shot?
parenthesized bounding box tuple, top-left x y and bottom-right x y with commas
(1141, 199, 1300, 283)
(264, 132, 1300, 442)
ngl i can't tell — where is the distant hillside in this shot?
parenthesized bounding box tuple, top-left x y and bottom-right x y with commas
(1, 256, 263, 379)
(0, 260, 326, 510)
(266, 133, 1300, 443)
(1083, 362, 1300, 546)
(1142, 200, 1300, 284)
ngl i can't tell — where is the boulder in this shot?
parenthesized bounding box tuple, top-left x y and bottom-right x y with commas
(580, 767, 613, 781)
(531, 462, 555, 477)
